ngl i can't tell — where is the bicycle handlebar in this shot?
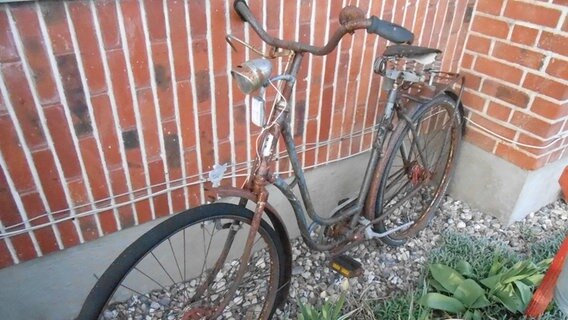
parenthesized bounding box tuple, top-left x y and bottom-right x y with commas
(367, 16, 414, 45)
(233, 0, 414, 56)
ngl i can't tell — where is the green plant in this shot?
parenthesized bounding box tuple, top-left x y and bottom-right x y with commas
(420, 257, 551, 319)
(297, 295, 356, 320)
(519, 224, 539, 243)
(373, 231, 566, 320)
(422, 262, 490, 320)
(428, 231, 521, 278)
(374, 290, 431, 320)
(529, 230, 566, 262)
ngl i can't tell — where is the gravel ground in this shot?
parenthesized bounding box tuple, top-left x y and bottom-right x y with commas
(107, 197, 567, 319)
(275, 197, 568, 318)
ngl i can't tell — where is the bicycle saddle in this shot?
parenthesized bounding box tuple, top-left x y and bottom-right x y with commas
(382, 45, 441, 58)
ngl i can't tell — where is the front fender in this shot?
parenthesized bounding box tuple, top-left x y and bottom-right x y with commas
(206, 186, 292, 307)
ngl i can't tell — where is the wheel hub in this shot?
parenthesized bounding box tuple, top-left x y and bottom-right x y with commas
(181, 305, 216, 320)
(409, 162, 431, 186)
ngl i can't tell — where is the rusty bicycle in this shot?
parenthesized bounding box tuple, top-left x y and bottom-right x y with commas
(78, 1, 465, 319)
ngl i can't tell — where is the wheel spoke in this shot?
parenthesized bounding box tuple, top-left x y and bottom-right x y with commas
(204, 271, 271, 297)
(133, 266, 168, 291)
(193, 222, 239, 301)
(429, 129, 451, 174)
(117, 282, 145, 297)
(385, 166, 407, 191)
(398, 134, 412, 168)
(405, 122, 420, 163)
(150, 251, 177, 285)
(168, 238, 184, 282)
(384, 179, 412, 207)
(199, 222, 217, 290)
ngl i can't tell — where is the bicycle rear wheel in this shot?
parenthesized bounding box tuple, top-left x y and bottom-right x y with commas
(374, 94, 462, 246)
(78, 203, 285, 320)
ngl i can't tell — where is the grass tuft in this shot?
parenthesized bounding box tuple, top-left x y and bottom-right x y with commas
(373, 292, 424, 320)
(528, 229, 567, 263)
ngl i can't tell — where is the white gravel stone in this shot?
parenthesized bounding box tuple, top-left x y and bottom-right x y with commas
(107, 198, 567, 319)
(273, 198, 567, 318)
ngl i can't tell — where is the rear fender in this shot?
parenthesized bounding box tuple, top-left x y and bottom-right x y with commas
(444, 89, 467, 135)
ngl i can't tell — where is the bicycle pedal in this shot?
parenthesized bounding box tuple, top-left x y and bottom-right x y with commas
(329, 255, 363, 278)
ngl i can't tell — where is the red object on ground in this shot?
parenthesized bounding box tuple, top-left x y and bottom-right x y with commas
(559, 166, 568, 200)
(525, 235, 568, 318)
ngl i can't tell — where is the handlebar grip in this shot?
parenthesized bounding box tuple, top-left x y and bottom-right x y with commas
(234, 0, 249, 22)
(367, 16, 414, 44)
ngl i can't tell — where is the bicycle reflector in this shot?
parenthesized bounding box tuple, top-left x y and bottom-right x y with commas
(231, 58, 272, 94)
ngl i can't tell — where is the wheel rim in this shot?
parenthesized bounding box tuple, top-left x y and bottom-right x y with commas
(98, 214, 279, 320)
(378, 101, 458, 240)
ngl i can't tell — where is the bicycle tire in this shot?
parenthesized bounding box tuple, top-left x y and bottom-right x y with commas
(77, 203, 286, 320)
(374, 94, 463, 246)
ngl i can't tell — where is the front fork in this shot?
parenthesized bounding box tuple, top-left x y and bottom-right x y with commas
(211, 112, 284, 318)
(209, 186, 271, 318)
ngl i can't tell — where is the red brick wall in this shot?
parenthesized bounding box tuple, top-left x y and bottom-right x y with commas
(0, 0, 472, 268)
(461, 0, 568, 170)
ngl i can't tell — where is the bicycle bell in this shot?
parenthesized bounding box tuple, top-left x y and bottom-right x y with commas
(231, 58, 273, 94)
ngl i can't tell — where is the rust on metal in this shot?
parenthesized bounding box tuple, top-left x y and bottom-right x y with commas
(234, 1, 371, 55)
(181, 307, 214, 320)
(339, 6, 366, 26)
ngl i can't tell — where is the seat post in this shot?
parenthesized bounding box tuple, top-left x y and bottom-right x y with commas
(382, 80, 400, 122)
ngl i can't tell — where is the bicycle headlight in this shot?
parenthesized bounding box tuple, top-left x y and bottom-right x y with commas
(231, 59, 272, 94)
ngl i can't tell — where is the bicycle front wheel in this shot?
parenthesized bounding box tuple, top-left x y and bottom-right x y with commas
(78, 203, 285, 320)
(375, 94, 463, 246)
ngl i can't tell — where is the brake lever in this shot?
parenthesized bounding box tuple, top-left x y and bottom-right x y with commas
(225, 34, 268, 57)
(225, 34, 292, 58)
(225, 34, 239, 52)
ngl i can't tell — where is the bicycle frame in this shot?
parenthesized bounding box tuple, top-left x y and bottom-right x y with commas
(79, 2, 468, 318)
(231, 51, 406, 253)
(202, 16, 466, 315)
(208, 40, 465, 258)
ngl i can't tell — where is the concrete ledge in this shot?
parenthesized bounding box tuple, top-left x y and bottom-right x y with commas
(449, 142, 565, 224)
